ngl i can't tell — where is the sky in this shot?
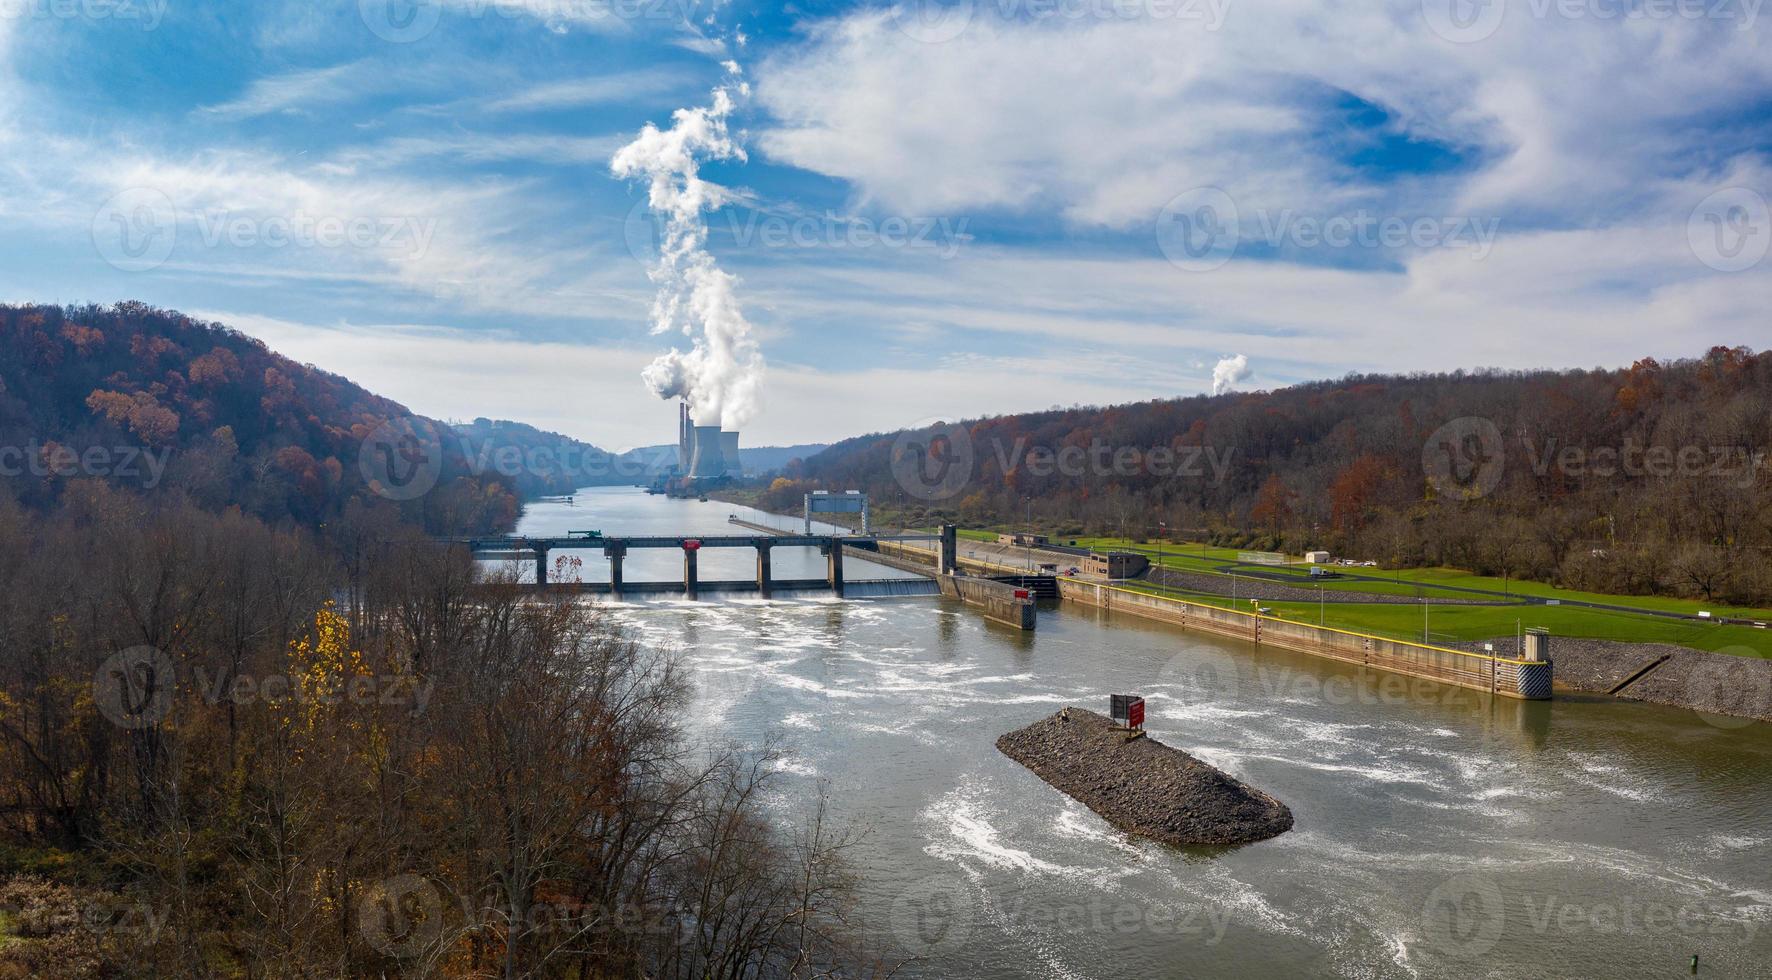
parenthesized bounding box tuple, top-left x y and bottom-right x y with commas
(1, 0, 1768, 450)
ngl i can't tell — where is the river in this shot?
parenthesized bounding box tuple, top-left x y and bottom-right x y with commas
(510, 487, 1772, 979)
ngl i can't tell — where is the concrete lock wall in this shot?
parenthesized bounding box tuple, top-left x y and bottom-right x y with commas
(1059, 579, 1551, 701)
(875, 539, 1014, 578)
(938, 574, 1037, 631)
(867, 539, 1548, 697)
(841, 543, 941, 579)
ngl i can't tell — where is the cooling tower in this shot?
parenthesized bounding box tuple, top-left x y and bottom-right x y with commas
(719, 431, 740, 476)
(690, 425, 725, 478)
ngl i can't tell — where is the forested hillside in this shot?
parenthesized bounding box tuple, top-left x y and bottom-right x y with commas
(0, 307, 871, 975)
(451, 417, 628, 497)
(761, 348, 1772, 604)
(0, 302, 517, 534)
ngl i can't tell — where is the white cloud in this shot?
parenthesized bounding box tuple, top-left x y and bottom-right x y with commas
(48, 141, 647, 319)
(194, 181, 1772, 450)
(483, 69, 687, 113)
(324, 132, 629, 170)
(197, 62, 370, 120)
(754, 5, 1772, 230)
(718, 196, 1771, 390)
(201, 309, 1164, 449)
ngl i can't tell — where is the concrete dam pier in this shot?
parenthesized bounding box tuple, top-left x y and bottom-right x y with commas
(933, 524, 1037, 630)
(463, 531, 904, 597)
(719, 520, 1038, 630)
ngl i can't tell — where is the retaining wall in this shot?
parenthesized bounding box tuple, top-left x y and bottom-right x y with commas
(939, 574, 1037, 630)
(842, 543, 941, 578)
(1060, 580, 1551, 700)
(875, 540, 1021, 577)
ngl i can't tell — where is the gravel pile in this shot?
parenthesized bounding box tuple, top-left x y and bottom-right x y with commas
(1455, 636, 1772, 723)
(1449, 637, 1671, 693)
(1613, 647, 1772, 723)
(997, 709, 1293, 847)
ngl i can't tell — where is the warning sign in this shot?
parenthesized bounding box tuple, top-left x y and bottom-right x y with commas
(1110, 694, 1146, 730)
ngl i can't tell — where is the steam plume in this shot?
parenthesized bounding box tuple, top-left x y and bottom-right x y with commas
(1211, 354, 1251, 396)
(612, 68, 764, 429)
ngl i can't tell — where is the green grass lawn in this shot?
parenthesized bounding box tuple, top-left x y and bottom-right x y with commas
(945, 530, 1772, 655)
(1057, 536, 1772, 620)
(1119, 582, 1772, 656)
(909, 527, 1000, 542)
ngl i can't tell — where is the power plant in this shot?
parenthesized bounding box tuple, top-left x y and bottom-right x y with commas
(649, 402, 740, 496)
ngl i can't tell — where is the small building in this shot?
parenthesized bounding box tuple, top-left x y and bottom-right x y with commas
(1087, 552, 1150, 579)
(1305, 551, 1331, 565)
(997, 532, 1049, 548)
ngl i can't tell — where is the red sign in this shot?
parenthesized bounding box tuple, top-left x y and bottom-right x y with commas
(683, 539, 702, 551)
(1127, 698, 1145, 729)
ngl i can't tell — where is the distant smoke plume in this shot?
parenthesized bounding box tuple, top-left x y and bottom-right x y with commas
(612, 67, 764, 428)
(1211, 354, 1251, 396)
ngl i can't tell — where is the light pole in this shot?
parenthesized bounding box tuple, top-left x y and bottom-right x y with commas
(1319, 583, 1325, 626)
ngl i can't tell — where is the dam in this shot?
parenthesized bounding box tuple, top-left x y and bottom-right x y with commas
(503, 488, 1772, 979)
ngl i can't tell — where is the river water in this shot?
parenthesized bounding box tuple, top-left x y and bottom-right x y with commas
(513, 488, 1772, 979)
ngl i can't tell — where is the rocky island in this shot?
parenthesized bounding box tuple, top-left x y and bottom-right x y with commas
(997, 709, 1293, 848)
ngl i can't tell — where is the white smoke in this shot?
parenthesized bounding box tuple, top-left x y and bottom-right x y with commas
(1211, 354, 1251, 396)
(612, 68, 764, 429)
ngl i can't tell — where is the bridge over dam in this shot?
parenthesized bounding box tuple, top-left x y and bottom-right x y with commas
(464, 521, 1041, 630)
(457, 529, 955, 601)
(727, 519, 1039, 630)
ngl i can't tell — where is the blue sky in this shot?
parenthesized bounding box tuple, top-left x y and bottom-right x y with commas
(2, 0, 1768, 448)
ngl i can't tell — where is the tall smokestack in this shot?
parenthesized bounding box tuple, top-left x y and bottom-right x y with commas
(678, 402, 691, 473)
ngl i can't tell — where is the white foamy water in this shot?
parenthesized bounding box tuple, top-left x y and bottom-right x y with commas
(515, 489, 1772, 979)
